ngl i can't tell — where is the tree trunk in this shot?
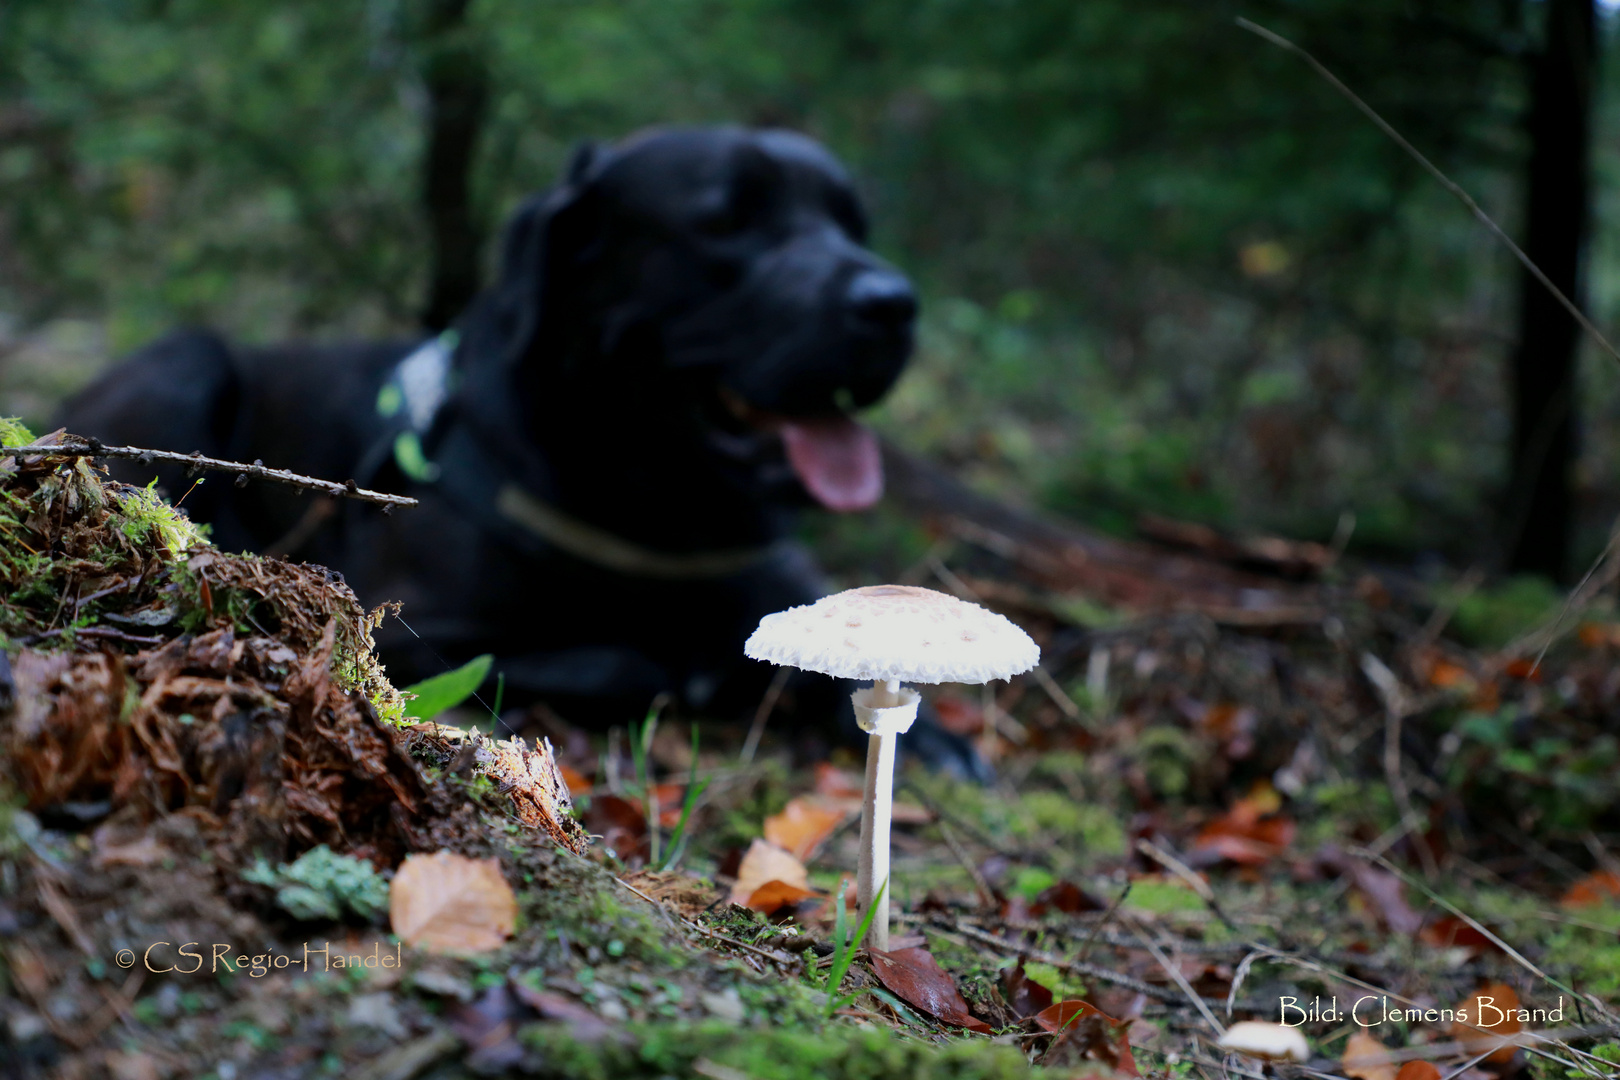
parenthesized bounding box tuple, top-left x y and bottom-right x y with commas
(419, 0, 488, 332)
(1504, 0, 1594, 582)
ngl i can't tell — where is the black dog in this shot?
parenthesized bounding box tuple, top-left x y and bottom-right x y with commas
(61, 126, 983, 776)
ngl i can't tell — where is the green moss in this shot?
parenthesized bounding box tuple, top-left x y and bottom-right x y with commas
(523, 855, 683, 969)
(1018, 791, 1126, 857)
(1123, 879, 1205, 915)
(0, 418, 37, 447)
(523, 1018, 1031, 1080)
(1022, 960, 1088, 1002)
(116, 479, 210, 556)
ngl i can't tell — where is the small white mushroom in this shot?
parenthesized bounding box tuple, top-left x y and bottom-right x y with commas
(744, 584, 1038, 951)
(1217, 1021, 1311, 1064)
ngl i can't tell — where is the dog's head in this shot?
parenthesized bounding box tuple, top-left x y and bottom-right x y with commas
(467, 126, 916, 513)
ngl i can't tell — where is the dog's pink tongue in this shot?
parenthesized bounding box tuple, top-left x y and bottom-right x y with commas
(781, 417, 883, 511)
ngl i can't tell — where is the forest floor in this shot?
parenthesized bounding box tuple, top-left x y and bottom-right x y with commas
(2, 422, 1620, 1080)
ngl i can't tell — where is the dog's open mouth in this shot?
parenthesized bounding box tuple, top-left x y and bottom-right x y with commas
(718, 389, 883, 512)
(779, 416, 882, 511)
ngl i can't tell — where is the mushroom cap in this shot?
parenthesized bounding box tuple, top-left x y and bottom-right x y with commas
(1216, 1021, 1311, 1063)
(744, 584, 1039, 684)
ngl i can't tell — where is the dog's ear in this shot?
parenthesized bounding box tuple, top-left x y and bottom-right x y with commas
(564, 139, 602, 186)
(472, 150, 607, 375)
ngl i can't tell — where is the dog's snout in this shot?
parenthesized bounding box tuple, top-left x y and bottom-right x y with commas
(845, 270, 917, 330)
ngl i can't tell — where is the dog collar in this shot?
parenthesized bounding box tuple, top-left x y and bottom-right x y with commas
(376, 330, 458, 483)
(374, 336, 786, 580)
(494, 484, 787, 579)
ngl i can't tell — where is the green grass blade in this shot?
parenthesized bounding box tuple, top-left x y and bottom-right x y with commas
(822, 878, 885, 1016)
(400, 654, 493, 721)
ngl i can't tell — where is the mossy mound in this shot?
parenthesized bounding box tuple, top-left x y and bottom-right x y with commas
(0, 423, 401, 719)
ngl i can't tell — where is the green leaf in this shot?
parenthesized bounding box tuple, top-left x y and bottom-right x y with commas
(401, 654, 494, 720)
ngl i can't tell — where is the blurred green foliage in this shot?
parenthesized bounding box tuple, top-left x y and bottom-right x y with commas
(1448, 575, 1566, 647)
(2, 0, 1617, 564)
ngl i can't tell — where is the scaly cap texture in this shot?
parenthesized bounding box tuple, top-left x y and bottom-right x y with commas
(744, 584, 1039, 684)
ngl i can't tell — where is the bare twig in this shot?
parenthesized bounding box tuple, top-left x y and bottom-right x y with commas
(1030, 664, 1085, 722)
(1511, 516, 1620, 673)
(936, 820, 997, 909)
(740, 666, 790, 765)
(1074, 881, 1132, 965)
(937, 918, 1185, 1005)
(1124, 917, 1225, 1036)
(1135, 838, 1242, 933)
(1351, 848, 1616, 1022)
(1358, 653, 1438, 876)
(4, 438, 418, 508)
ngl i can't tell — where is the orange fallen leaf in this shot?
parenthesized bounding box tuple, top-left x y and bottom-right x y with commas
(584, 793, 648, 861)
(651, 783, 687, 829)
(1343, 1031, 1396, 1080)
(1423, 657, 1472, 689)
(764, 796, 848, 862)
(1452, 982, 1522, 1064)
(1560, 870, 1620, 909)
(729, 838, 810, 909)
(390, 851, 517, 955)
(1419, 915, 1501, 955)
(746, 879, 818, 914)
(1396, 1063, 1442, 1080)
(814, 763, 863, 798)
(1577, 622, 1620, 648)
(1501, 658, 1543, 682)
(558, 762, 591, 796)
(932, 693, 984, 736)
(1192, 788, 1295, 866)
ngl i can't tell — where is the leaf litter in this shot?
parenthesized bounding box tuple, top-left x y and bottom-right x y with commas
(3, 424, 1620, 1078)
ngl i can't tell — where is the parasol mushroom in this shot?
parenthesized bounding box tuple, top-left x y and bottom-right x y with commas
(1216, 1021, 1311, 1064)
(744, 584, 1039, 950)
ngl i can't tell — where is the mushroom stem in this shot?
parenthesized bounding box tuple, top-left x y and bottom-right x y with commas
(857, 677, 903, 951)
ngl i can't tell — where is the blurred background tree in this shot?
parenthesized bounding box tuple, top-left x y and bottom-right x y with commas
(0, 0, 1616, 583)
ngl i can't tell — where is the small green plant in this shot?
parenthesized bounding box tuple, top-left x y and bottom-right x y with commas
(241, 845, 389, 921)
(116, 479, 210, 556)
(811, 878, 885, 1018)
(400, 653, 493, 721)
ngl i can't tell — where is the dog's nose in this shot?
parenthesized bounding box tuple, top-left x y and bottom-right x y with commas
(845, 270, 917, 330)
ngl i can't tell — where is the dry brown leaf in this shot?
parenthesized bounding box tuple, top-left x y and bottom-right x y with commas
(391, 850, 518, 955)
(1343, 1031, 1396, 1080)
(764, 796, 848, 862)
(1031, 1000, 1139, 1074)
(870, 946, 994, 1034)
(728, 838, 810, 907)
(1452, 982, 1522, 1064)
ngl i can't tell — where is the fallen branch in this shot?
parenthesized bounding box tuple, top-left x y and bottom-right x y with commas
(3, 437, 418, 509)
